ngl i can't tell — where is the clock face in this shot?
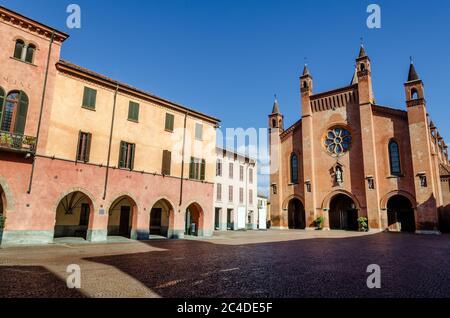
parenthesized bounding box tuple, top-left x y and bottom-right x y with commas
(324, 127, 352, 156)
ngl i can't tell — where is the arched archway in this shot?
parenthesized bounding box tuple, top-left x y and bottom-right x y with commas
(185, 202, 204, 236)
(107, 195, 137, 238)
(150, 198, 174, 238)
(288, 198, 306, 229)
(54, 191, 94, 240)
(329, 194, 358, 231)
(387, 195, 416, 232)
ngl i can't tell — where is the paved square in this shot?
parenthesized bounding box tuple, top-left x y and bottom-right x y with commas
(1, 230, 449, 298)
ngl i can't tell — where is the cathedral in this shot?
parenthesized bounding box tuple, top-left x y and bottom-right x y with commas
(269, 46, 450, 234)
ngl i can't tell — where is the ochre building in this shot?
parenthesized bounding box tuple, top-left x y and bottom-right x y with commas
(269, 46, 450, 234)
(0, 6, 219, 245)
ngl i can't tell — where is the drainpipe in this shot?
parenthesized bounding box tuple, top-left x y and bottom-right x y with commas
(27, 31, 55, 194)
(103, 83, 119, 200)
(179, 112, 188, 206)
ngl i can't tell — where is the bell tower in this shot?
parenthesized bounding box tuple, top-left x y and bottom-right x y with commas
(268, 96, 284, 228)
(405, 60, 441, 233)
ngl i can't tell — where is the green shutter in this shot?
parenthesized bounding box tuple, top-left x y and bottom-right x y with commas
(189, 157, 195, 179)
(128, 102, 139, 121)
(165, 113, 174, 132)
(200, 159, 206, 181)
(129, 144, 135, 170)
(76, 131, 82, 161)
(85, 133, 92, 162)
(119, 141, 126, 168)
(162, 150, 171, 175)
(14, 92, 28, 134)
(83, 87, 96, 109)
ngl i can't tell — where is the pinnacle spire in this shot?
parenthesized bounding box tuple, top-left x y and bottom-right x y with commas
(358, 44, 367, 58)
(302, 64, 310, 76)
(272, 94, 280, 114)
(351, 66, 358, 85)
(407, 57, 420, 81)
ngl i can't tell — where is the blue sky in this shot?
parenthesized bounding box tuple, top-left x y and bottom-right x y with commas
(3, 0, 450, 195)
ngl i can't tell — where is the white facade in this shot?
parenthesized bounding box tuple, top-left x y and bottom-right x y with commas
(213, 147, 258, 231)
(257, 196, 268, 230)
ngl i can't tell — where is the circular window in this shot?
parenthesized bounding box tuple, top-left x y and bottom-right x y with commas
(324, 127, 352, 156)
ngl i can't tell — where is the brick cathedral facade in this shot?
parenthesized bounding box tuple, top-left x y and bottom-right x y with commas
(269, 46, 450, 233)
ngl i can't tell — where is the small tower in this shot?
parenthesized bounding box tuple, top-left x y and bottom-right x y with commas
(268, 95, 284, 130)
(356, 44, 374, 104)
(404, 59, 441, 233)
(268, 95, 284, 228)
(300, 64, 313, 117)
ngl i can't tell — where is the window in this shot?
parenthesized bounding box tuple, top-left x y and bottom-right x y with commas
(271, 184, 277, 195)
(195, 123, 203, 140)
(239, 188, 244, 204)
(249, 168, 253, 184)
(76, 132, 92, 163)
(389, 140, 401, 175)
(217, 184, 222, 201)
(239, 166, 244, 181)
(79, 203, 90, 226)
(82, 87, 97, 110)
(249, 189, 253, 205)
(128, 101, 139, 122)
(411, 88, 418, 100)
(228, 186, 233, 202)
(119, 141, 135, 170)
(1, 91, 28, 134)
(290, 153, 298, 184)
(324, 127, 352, 156)
(216, 159, 222, 176)
(13, 40, 24, 60)
(229, 163, 234, 179)
(165, 113, 174, 132)
(161, 150, 171, 175)
(0, 87, 4, 126)
(189, 157, 205, 180)
(360, 63, 366, 72)
(25, 44, 36, 63)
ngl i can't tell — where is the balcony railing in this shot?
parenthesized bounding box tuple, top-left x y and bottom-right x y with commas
(0, 131, 36, 153)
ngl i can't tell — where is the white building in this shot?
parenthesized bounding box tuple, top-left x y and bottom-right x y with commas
(257, 195, 269, 230)
(214, 147, 258, 231)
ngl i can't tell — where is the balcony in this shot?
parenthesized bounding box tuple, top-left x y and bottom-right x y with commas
(0, 131, 36, 153)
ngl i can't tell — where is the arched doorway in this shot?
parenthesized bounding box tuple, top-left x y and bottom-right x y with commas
(185, 203, 203, 236)
(150, 199, 174, 238)
(288, 198, 306, 229)
(387, 195, 416, 232)
(54, 191, 93, 240)
(329, 194, 358, 231)
(108, 196, 137, 238)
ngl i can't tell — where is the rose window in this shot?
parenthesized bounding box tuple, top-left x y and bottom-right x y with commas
(324, 127, 352, 156)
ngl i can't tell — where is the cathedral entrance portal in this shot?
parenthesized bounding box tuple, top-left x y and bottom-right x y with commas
(288, 198, 306, 229)
(329, 194, 358, 231)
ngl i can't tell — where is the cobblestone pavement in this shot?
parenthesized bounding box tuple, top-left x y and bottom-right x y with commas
(1, 230, 449, 298)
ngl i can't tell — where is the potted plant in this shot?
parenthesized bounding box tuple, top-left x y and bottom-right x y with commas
(314, 216, 324, 230)
(357, 216, 368, 232)
(0, 133, 12, 147)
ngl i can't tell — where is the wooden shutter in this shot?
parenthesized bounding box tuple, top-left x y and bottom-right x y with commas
(165, 113, 174, 131)
(14, 92, 28, 134)
(128, 102, 139, 121)
(76, 131, 82, 161)
(83, 87, 96, 109)
(129, 144, 135, 170)
(119, 141, 126, 168)
(85, 133, 92, 162)
(200, 159, 206, 180)
(189, 157, 195, 179)
(162, 150, 171, 175)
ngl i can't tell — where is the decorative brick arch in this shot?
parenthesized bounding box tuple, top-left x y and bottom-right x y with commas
(106, 192, 140, 237)
(149, 197, 176, 238)
(0, 176, 15, 212)
(282, 194, 305, 210)
(380, 190, 417, 210)
(183, 201, 205, 236)
(322, 189, 362, 211)
(105, 192, 139, 213)
(149, 197, 176, 213)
